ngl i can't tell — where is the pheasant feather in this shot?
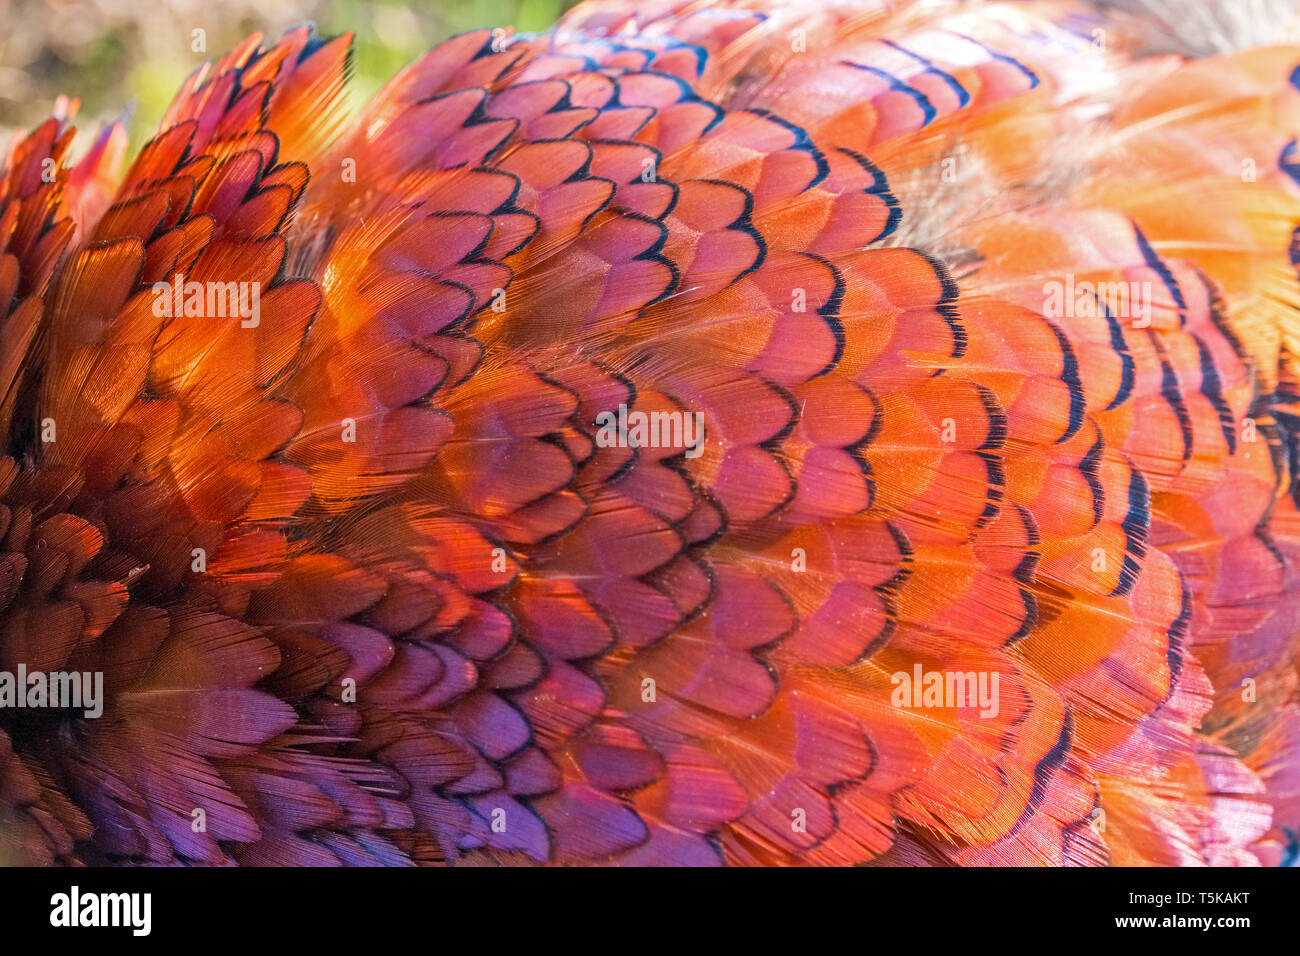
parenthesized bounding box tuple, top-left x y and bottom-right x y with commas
(0, 0, 1298, 867)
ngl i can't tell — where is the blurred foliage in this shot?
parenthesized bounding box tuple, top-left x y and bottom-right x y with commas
(1, 0, 575, 148)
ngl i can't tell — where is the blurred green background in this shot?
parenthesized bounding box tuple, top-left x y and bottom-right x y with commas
(0, 0, 576, 146)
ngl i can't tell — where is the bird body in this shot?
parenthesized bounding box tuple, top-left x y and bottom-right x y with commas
(0, 0, 1298, 866)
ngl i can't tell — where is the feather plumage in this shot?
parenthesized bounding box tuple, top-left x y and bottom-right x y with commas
(0, 0, 1298, 866)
